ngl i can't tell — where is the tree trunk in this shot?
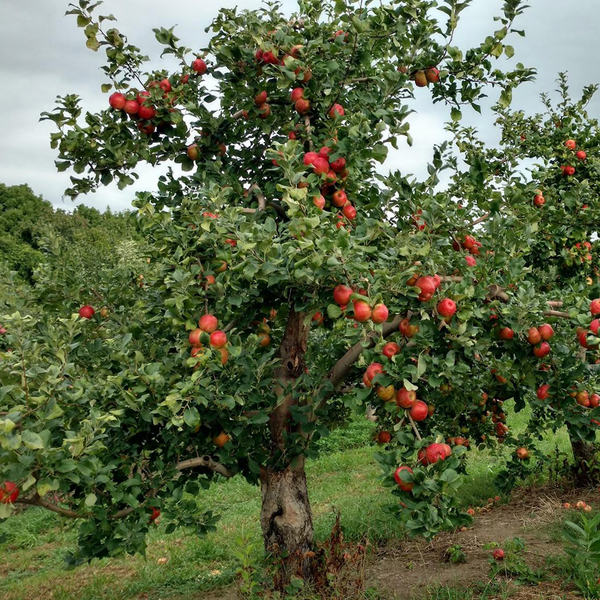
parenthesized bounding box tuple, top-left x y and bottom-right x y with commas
(570, 434, 598, 487)
(263, 307, 314, 587)
(260, 462, 314, 585)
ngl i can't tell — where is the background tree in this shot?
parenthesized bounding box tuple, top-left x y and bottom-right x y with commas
(448, 74, 600, 486)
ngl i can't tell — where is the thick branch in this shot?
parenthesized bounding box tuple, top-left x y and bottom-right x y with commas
(543, 309, 571, 319)
(313, 314, 406, 414)
(176, 455, 235, 477)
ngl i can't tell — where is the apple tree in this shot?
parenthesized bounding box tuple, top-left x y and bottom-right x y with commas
(1, 0, 540, 582)
(447, 74, 600, 485)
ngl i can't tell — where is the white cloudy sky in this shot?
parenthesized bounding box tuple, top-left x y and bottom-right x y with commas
(0, 0, 598, 213)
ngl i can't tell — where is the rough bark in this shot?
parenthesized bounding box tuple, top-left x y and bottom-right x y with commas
(260, 462, 314, 584)
(262, 307, 314, 586)
(570, 434, 598, 486)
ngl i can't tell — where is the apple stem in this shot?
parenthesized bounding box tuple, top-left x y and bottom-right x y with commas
(407, 412, 422, 441)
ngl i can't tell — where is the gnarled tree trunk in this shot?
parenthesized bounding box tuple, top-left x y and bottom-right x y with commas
(570, 434, 598, 487)
(263, 306, 314, 586)
(260, 462, 314, 583)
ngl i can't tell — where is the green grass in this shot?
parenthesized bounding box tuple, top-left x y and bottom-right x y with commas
(0, 406, 580, 600)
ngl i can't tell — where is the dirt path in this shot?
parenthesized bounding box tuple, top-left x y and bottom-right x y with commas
(369, 486, 596, 599)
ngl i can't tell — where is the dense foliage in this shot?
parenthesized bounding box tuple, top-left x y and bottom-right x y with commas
(4, 0, 599, 585)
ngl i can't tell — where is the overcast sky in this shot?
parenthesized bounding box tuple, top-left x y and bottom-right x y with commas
(0, 1, 598, 213)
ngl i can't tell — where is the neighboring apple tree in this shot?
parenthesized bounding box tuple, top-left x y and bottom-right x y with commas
(1, 0, 542, 581)
(447, 74, 600, 485)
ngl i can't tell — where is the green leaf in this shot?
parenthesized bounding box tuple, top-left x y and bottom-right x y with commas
(22, 430, 45, 450)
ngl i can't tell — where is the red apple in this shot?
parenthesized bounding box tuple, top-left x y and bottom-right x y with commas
(109, 92, 126, 110)
(79, 305, 95, 319)
(255, 91, 268, 105)
(124, 100, 139, 115)
(465, 255, 476, 267)
(536, 384, 550, 400)
(492, 549, 504, 560)
(353, 301, 372, 322)
(371, 303, 389, 324)
(516, 447, 529, 459)
(312, 157, 329, 175)
(382, 342, 401, 358)
(533, 342, 551, 358)
(258, 103, 271, 119)
(333, 285, 353, 306)
(365, 362, 384, 382)
(330, 157, 346, 173)
(394, 466, 414, 492)
(590, 393, 600, 408)
(295, 98, 311, 115)
(425, 67, 440, 83)
(410, 400, 428, 421)
(565, 139, 576, 150)
(192, 58, 207, 74)
(533, 194, 545, 207)
(591, 299, 600, 316)
(332, 190, 348, 207)
(591, 319, 600, 335)
(209, 330, 227, 349)
(437, 298, 457, 318)
(188, 328, 203, 347)
(415, 276, 436, 301)
(399, 318, 418, 337)
(138, 104, 156, 120)
(576, 150, 587, 161)
(396, 387, 416, 408)
(425, 442, 450, 464)
(538, 323, 554, 340)
(342, 204, 357, 220)
(328, 103, 344, 119)
(527, 327, 542, 345)
(0, 481, 19, 504)
(377, 431, 392, 444)
(187, 144, 200, 160)
(313, 195, 326, 210)
(290, 87, 304, 102)
(303, 151, 319, 166)
(498, 327, 514, 340)
(414, 70, 428, 87)
(158, 78, 171, 93)
(199, 314, 218, 333)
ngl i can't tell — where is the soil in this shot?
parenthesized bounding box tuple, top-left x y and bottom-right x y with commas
(369, 486, 597, 599)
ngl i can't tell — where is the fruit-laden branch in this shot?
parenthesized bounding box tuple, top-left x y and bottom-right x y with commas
(313, 314, 406, 414)
(447, 278, 571, 319)
(175, 455, 235, 477)
(14, 494, 136, 520)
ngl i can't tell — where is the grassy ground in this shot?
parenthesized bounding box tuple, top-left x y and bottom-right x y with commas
(0, 404, 578, 600)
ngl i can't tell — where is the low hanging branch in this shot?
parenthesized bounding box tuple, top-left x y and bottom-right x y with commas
(14, 454, 235, 519)
(176, 455, 235, 477)
(15, 494, 137, 520)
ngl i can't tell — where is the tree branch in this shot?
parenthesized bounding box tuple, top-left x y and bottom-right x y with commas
(407, 412, 422, 441)
(176, 455, 235, 477)
(470, 212, 490, 227)
(14, 494, 137, 520)
(313, 314, 407, 414)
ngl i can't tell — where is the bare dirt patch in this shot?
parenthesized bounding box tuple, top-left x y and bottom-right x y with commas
(368, 486, 598, 599)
